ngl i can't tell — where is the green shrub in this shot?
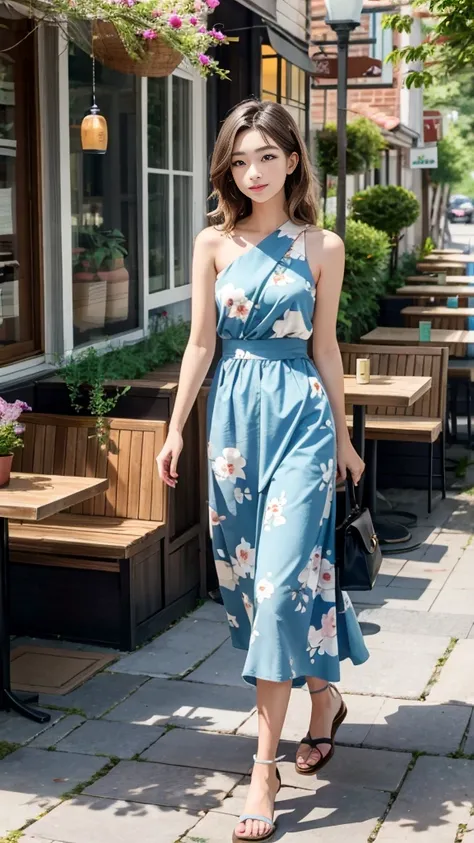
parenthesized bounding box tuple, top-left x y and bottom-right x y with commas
(326, 217, 391, 341)
(350, 185, 420, 242)
(316, 118, 385, 176)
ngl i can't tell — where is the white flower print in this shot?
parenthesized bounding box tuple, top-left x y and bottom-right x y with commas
(255, 577, 275, 603)
(231, 537, 255, 578)
(242, 592, 254, 626)
(298, 546, 322, 598)
(271, 309, 312, 340)
(209, 506, 226, 537)
(219, 283, 252, 321)
(227, 613, 239, 628)
(319, 458, 334, 491)
(234, 487, 252, 505)
(305, 280, 316, 301)
(207, 441, 214, 459)
(320, 478, 334, 525)
(263, 491, 287, 531)
(235, 348, 259, 360)
(215, 559, 239, 592)
(250, 626, 260, 646)
(212, 447, 247, 485)
(309, 377, 323, 401)
(278, 220, 306, 241)
(269, 267, 292, 286)
(316, 558, 336, 601)
(307, 606, 338, 658)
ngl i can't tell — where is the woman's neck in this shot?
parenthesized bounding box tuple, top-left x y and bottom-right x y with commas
(243, 192, 289, 235)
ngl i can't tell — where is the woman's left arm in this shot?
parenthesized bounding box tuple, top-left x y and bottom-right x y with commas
(307, 228, 365, 486)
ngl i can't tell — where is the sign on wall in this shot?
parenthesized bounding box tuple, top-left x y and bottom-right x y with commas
(410, 145, 438, 169)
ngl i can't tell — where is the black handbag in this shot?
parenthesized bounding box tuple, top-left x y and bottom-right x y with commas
(335, 474, 383, 591)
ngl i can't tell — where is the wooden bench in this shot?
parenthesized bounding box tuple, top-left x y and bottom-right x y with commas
(9, 414, 171, 649)
(340, 344, 448, 511)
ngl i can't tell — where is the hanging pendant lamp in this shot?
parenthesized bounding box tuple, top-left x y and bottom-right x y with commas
(81, 55, 108, 154)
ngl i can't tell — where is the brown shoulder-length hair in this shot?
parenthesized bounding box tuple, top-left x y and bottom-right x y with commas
(208, 99, 319, 233)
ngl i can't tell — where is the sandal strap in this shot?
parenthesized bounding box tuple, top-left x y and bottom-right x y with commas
(300, 735, 333, 749)
(309, 683, 330, 695)
(253, 754, 285, 764)
(238, 814, 274, 827)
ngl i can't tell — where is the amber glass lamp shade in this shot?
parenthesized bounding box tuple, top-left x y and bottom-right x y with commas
(81, 103, 108, 154)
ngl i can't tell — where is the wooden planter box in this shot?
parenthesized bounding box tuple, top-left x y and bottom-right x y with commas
(8, 368, 205, 649)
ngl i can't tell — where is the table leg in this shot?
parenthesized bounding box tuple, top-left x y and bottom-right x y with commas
(0, 517, 50, 723)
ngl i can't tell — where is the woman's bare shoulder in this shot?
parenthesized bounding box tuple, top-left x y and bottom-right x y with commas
(306, 226, 343, 251)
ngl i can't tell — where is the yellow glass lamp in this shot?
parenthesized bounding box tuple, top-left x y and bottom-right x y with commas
(81, 56, 108, 154)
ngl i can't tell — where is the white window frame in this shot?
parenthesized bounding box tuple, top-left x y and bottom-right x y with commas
(143, 64, 206, 316)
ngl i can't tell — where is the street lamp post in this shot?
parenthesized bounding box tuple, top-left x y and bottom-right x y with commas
(324, 0, 363, 240)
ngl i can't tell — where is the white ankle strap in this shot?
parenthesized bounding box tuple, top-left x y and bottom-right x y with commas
(253, 754, 285, 764)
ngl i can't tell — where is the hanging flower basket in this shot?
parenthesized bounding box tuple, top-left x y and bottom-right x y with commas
(93, 21, 181, 77)
(26, 0, 229, 78)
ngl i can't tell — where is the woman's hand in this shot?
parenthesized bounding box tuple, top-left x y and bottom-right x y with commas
(156, 429, 183, 488)
(336, 438, 365, 486)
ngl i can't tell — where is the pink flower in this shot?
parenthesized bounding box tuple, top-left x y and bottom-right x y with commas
(198, 24, 206, 33)
(199, 53, 211, 65)
(0, 398, 31, 423)
(194, 0, 202, 8)
(211, 27, 225, 40)
(142, 29, 157, 39)
(206, 0, 220, 8)
(189, 15, 198, 24)
(168, 13, 182, 27)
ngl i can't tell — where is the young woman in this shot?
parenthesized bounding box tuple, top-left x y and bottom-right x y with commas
(157, 99, 369, 843)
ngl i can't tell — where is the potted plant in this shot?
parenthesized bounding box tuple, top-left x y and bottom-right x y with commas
(0, 398, 31, 487)
(350, 185, 420, 276)
(96, 228, 130, 323)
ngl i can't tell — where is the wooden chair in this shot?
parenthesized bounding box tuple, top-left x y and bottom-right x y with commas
(447, 360, 474, 448)
(9, 414, 168, 649)
(340, 344, 449, 512)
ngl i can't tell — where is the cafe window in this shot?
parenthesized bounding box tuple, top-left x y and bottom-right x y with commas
(148, 72, 194, 293)
(261, 45, 306, 133)
(0, 22, 41, 365)
(69, 46, 139, 347)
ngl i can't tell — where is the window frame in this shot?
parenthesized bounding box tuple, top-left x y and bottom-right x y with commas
(261, 46, 306, 132)
(145, 65, 206, 310)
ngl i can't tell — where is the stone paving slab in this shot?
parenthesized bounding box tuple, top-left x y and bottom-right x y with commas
(103, 677, 255, 732)
(39, 672, 150, 718)
(26, 796, 200, 843)
(188, 600, 227, 623)
(356, 607, 474, 638)
(110, 619, 229, 678)
(184, 638, 247, 686)
(430, 587, 474, 614)
(142, 728, 256, 773)
(211, 780, 390, 841)
(0, 748, 106, 837)
(445, 557, 474, 590)
(55, 719, 166, 759)
(0, 710, 62, 745)
(362, 698, 472, 754)
(238, 690, 387, 746)
(393, 560, 458, 587)
(428, 639, 474, 704)
(85, 759, 241, 810)
(340, 631, 448, 699)
(349, 586, 439, 612)
(376, 755, 474, 842)
(29, 716, 85, 749)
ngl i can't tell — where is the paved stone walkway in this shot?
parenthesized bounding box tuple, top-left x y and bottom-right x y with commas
(1, 455, 474, 842)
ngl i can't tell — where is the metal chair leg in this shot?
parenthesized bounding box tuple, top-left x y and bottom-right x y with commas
(467, 382, 472, 449)
(428, 441, 434, 514)
(440, 430, 447, 500)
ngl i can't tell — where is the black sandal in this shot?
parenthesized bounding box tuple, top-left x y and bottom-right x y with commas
(295, 683, 347, 776)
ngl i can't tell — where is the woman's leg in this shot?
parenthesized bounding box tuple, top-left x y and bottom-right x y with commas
(296, 677, 343, 770)
(235, 678, 292, 840)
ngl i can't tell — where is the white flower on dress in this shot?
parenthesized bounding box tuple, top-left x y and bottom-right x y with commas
(207, 441, 214, 459)
(234, 487, 252, 504)
(242, 592, 254, 626)
(209, 506, 226, 537)
(250, 626, 260, 646)
(215, 559, 239, 592)
(232, 537, 255, 578)
(212, 447, 246, 485)
(309, 377, 323, 401)
(278, 220, 306, 241)
(269, 267, 292, 286)
(320, 478, 334, 525)
(316, 558, 336, 601)
(219, 283, 252, 321)
(227, 613, 239, 628)
(263, 491, 287, 531)
(307, 606, 338, 658)
(297, 546, 322, 597)
(319, 459, 334, 491)
(271, 309, 312, 340)
(234, 348, 259, 360)
(305, 280, 316, 301)
(255, 577, 275, 603)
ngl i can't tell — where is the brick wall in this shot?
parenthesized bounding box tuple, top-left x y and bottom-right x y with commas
(310, 0, 401, 129)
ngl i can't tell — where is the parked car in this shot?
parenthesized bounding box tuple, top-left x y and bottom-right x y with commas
(448, 196, 474, 223)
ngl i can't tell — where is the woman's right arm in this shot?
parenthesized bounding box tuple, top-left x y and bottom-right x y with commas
(156, 226, 218, 488)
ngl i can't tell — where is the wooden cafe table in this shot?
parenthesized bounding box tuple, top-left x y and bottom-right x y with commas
(360, 327, 474, 356)
(406, 275, 473, 285)
(396, 284, 474, 298)
(0, 473, 108, 723)
(343, 374, 432, 544)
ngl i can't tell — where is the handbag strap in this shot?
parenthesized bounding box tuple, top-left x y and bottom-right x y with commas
(346, 472, 360, 513)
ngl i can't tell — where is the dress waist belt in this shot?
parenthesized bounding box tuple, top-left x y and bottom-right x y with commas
(222, 338, 309, 361)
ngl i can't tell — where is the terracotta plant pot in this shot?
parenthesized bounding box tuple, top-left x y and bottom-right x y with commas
(0, 453, 13, 487)
(98, 258, 130, 323)
(73, 274, 107, 332)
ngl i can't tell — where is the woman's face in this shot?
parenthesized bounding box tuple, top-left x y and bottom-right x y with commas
(230, 128, 298, 205)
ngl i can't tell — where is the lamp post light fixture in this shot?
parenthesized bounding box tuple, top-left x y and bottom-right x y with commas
(324, 0, 363, 240)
